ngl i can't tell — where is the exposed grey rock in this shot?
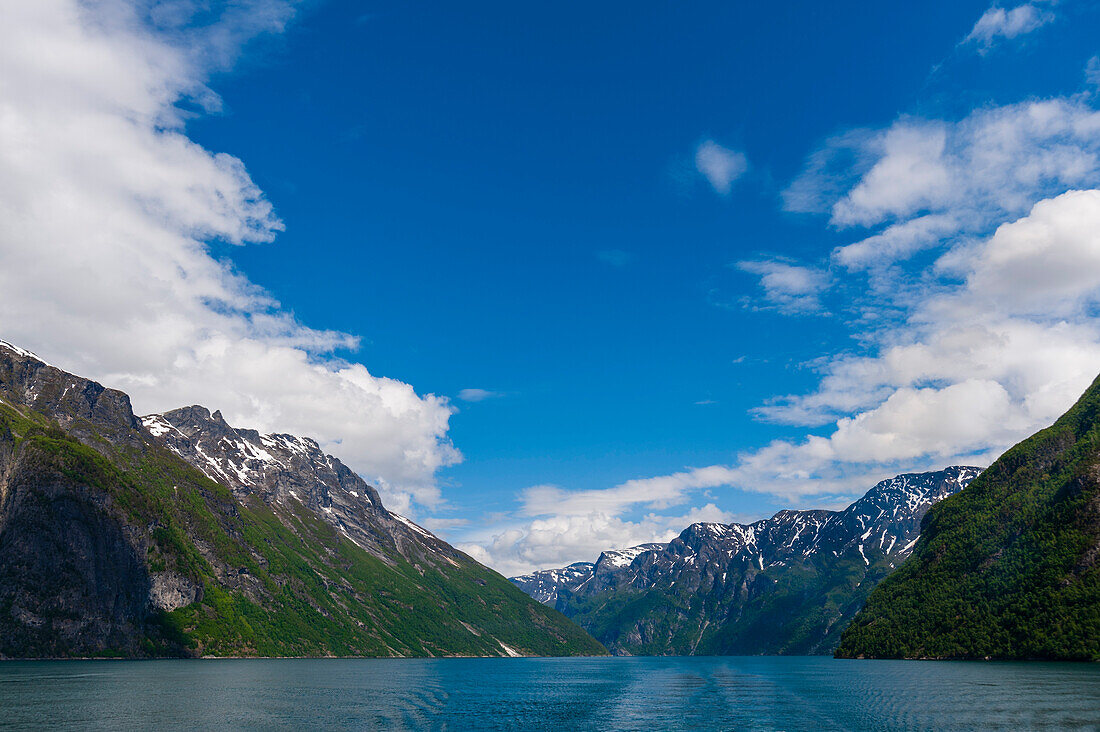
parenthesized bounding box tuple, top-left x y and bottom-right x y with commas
(149, 572, 202, 612)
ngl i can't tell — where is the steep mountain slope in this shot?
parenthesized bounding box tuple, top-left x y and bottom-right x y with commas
(836, 374, 1100, 661)
(141, 405, 466, 571)
(0, 340, 605, 658)
(511, 468, 980, 655)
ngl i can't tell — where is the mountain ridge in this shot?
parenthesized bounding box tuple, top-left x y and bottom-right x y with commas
(511, 467, 980, 655)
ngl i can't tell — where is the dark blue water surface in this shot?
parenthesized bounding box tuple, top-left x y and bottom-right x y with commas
(1, 656, 1098, 730)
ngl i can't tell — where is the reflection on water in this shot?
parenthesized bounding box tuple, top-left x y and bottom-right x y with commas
(2, 656, 1099, 730)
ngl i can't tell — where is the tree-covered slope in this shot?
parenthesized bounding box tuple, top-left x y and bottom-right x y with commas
(0, 342, 605, 658)
(836, 373, 1100, 661)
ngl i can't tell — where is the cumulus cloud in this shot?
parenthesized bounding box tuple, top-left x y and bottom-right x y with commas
(833, 214, 960, 270)
(832, 102, 1100, 231)
(964, 3, 1055, 52)
(0, 0, 459, 510)
(737, 259, 830, 313)
(695, 140, 749, 195)
(454, 467, 759, 574)
(521, 466, 742, 518)
(964, 189, 1100, 315)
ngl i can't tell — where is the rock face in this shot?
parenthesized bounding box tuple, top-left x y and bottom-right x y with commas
(837, 373, 1100, 661)
(511, 467, 980, 656)
(0, 340, 606, 659)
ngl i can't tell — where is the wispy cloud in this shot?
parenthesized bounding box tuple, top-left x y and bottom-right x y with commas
(736, 259, 830, 314)
(457, 388, 502, 402)
(963, 3, 1055, 53)
(1087, 56, 1100, 91)
(695, 140, 749, 195)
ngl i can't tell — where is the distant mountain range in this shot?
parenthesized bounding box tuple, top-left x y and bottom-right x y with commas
(0, 340, 605, 658)
(837, 373, 1100, 661)
(512, 467, 981, 655)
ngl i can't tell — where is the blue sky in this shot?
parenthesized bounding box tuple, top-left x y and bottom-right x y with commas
(5, 0, 1100, 573)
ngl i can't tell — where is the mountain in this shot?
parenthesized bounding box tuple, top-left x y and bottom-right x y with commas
(836, 374, 1100, 661)
(510, 544, 665, 607)
(141, 405, 461, 571)
(510, 467, 980, 655)
(0, 340, 605, 658)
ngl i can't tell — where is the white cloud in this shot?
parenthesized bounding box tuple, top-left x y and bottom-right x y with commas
(457, 388, 501, 402)
(965, 189, 1100, 315)
(0, 0, 459, 510)
(737, 259, 830, 313)
(784, 99, 1100, 272)
(695, 140, 749, 195)
(455, 468, 755, 574)
(521, 466, 740, 518)
(964, 3, 1055, 52)
(458, 502, 742, 576)
(833, 214, 960, 270)
(831, 123, 952, 227)
(1087, 56, 1100, 91)
(828, 101, 1100, 231)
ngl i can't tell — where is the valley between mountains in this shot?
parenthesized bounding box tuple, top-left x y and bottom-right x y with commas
(2, 336, 1099, 660)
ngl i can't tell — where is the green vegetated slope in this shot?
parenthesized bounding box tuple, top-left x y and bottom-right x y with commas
(0, 400, 604, 658)
(836, 374, 1100, 661)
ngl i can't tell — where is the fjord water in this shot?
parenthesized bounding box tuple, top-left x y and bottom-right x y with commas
(3, 657, 1098, 730)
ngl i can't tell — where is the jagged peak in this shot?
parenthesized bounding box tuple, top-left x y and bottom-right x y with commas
(596, 543, 664, 569)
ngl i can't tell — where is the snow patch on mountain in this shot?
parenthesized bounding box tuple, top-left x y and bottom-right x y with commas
(0, 340, 53, 368)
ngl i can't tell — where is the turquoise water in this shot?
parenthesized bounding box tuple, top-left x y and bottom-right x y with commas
(1, 656, 1098, 730)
